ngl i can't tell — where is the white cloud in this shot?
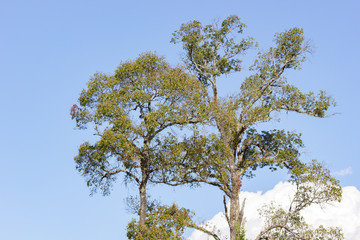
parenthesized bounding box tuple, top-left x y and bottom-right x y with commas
(188, 182, 360, 240)
(334, 167, 353, 176)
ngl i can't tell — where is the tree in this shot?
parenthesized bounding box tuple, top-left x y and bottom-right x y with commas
(127, 202, 222, 240)
(256, 160, 342, 240)
(72, 52, 207, 232)
(165, 15, 338, 240)
(126, 203, 193, 240)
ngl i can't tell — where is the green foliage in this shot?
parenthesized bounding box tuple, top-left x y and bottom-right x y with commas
(171, 15, 254, 85)
(242, 129, 304, 177)
(170, 14, 337, 190)
(72, 15, 342, 240)
(74, 52, 207, 195)
(73, 52, 208, 235)
(170, 15, 339, 240)
(127, 204, 194, 240)
(289, 160, 342, 209)
(235, 220, 248, 240)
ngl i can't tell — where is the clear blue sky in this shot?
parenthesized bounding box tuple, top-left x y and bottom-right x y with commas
(1, 1, 359, 239)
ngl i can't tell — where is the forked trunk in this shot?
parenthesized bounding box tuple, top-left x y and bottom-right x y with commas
(229, 187, 246, 240)
(229, 192, 240, 240)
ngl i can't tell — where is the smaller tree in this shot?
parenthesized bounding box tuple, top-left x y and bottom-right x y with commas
(72, 52, 207, 233)
(127, 202, 224, 240)
(256, 160, 343, 240)
(127, 203, 202, 240)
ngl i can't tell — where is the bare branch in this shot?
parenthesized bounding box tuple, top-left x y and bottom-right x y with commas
(185, 222, 221, 240)
(255, 224, 306, 240)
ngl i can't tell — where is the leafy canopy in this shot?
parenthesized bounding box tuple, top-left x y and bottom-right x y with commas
(74, 52, 208, 195)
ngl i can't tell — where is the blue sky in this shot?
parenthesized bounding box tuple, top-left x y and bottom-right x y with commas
(1, 1, 359, 239)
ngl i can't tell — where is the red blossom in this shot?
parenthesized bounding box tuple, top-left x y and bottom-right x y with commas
(70, 104, 80, 119)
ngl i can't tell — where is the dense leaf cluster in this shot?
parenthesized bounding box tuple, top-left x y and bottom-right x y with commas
(127, 204, 193, 240)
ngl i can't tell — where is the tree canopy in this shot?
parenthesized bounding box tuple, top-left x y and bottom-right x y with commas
(72, 15, 342, 240)
(73, 52, 207, 229)
(165, 15, 339, 240)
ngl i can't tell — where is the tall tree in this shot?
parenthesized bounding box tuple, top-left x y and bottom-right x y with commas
(72, 52, 207, 231)
(167, 15, 337, 240)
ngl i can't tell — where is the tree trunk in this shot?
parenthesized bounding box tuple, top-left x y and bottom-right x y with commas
(229, 191, 240, 240)
(139, 151, 149, 227)
(229, 173, 246, 240)
(139, 182, 147, 226)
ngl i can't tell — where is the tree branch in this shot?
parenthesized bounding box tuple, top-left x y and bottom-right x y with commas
(223, 195, 230, 225)
(103, 168, 141, 186)
(185, 222, 221, 240)
(254, 224, 306, 240)
(239, 63, 287, 124)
